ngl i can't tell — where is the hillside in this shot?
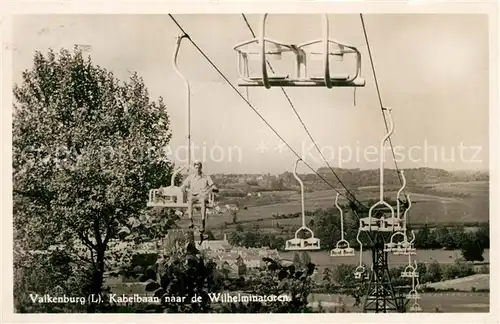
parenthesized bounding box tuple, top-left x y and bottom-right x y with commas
(203, 180, 489, 230)
(424, 274, 489, 292)
(214, 167, 488, 196)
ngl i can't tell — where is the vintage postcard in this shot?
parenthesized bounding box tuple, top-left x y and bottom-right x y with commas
(2, 1, 498, 323)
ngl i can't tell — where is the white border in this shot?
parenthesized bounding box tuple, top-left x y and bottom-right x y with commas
(1, 1, 498, 324)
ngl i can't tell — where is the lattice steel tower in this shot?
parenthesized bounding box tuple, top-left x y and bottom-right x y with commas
(362, 232, 406, 313)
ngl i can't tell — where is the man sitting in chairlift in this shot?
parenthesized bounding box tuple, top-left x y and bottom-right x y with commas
(180, 161, 218, 236)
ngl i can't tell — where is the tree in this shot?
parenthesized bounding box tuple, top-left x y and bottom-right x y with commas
(322, 268, 333, 292)
(424, 261, 442, 283)
(435, 227, 455, 249)
(300, 252, 311, 267)
(460, 234, 485, 262)
(292, 252, 301, 267)
(415, 225, 430, 248)
(12, 48, 173, 312)
(332, 264, 357, 287)
(231, 210, 238, 224)
(474, 223, 489, 249)
(310, 208, 340, 249)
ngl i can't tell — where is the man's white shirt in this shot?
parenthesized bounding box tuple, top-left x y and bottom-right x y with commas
(182, 173, 214, 195)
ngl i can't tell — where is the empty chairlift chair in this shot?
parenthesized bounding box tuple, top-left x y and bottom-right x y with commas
(406, 277, 421, 300)
(330, 193, 355, 257)
(384, 231, 407, 254)
(401, 261, 419, 278)
(353, 229, 367, 279)
(233, 14, 365, 89)
(285, 159, 320, 251)
(364, 108, 396, 232)
(399, 230, 417, 256)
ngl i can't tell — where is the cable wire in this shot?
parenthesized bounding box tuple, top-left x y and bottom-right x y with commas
(359, 14, 406, 193)
(168, 14, 361, 208)
(240, 14, 365, 208)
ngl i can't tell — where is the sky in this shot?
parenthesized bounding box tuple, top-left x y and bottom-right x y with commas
(12, 14, 490, 174)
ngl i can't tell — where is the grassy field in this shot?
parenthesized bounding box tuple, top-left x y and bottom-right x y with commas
(425, 274, 489, 291)
(200, 181, 489, 231)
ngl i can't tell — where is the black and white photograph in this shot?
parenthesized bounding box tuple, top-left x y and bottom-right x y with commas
(3, 2, 498, 321)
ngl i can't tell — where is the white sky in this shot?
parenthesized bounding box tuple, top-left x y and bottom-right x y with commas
(12, 14, 489, 174)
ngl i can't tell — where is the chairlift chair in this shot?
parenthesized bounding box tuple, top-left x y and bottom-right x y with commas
(330, 239, 355, 257)
(401, 264, 419, 278)
(406, 289, 421, 300)
(365, 108, 396, 232)
(384, 231, 406, 253)
(285, 159, 320, 251)
(399, 230, 417, 255)
(353, 229, 365, 279)
(331, 193, 355, 257)
(379, 216, 403, 232)
(233, 14, 365, 88)
(409, 302, 423, 312)
(353, 265, 366, 280)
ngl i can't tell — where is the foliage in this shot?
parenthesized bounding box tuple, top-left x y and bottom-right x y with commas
(217, 258, 316, 313)
(424, 261, 443, 283)
(300, 252, 311, 267)
(228, 225, 285, 250)
(460, 234, 485, 262)
(414, 224, 489, 253)
(14, 249, 91, 313)
(12, 47, 173, 312)
(113, 242, 316, 313)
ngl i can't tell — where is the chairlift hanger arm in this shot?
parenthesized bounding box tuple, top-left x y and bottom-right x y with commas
(396, 170, 406, 220)
(172, 33, 192, 170)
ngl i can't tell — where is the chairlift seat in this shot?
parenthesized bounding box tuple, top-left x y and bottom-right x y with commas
(401, 271, 419, 278)
(330, 247, 355, 257)
(399, 248, 417, 256)
(285, 238, 320, 251)
(379, 217, 403, 232)
(399, 243, 417, 255)
(304, 237, 321, 249)
(383, 242, 396, 252)
(360, 217, 379, 231)
(147, 187, 217, 210)
(330, 247, 341, 256)
(331, 239, 355, 256)
(147, 187, 185, 208)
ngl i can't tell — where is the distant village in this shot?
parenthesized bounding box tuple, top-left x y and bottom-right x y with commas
(197, 234, 281, 278)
